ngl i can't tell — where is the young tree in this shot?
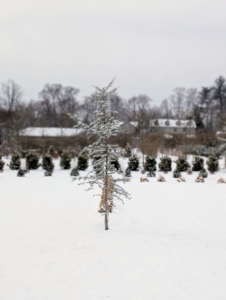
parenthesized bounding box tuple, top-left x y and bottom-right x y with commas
(74, 80, 131, 230)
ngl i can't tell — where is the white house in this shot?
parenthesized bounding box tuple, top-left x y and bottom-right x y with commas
(150, 119, 196, 135)
(118, 122, 138, 134)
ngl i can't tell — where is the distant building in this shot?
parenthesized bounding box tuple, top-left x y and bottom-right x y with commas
(19, 127, 85, 150)
(150, 119, 196, 135)
(118, 122, 138, 135)
(19, 127, 83, 137)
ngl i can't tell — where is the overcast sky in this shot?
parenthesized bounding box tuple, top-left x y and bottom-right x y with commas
(1, 0, 226, 104)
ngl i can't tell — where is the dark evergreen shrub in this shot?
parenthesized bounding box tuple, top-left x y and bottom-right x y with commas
(144, 156, 157, 173)
(26, 152, 40, 170)
(199, 168, 208, 178)
(124, 143, 132, 157)
(60, 152, 71, 169)
(175, 157, 190, 172)
(173, 169, 181, 178)
(128, 155, 139, 171)
(9, 152, 21, 170)
(0, 155, 5, 172)
(192, 156, 204, 171)
(77, 155, 88, 170)
(125, 167, 131, 177)
(70, 167, 79, 177)
(158, 156, 172, 173)
(17, 169, 26, 177)
(207, 155, 219, 173)
(110, 157, 120, 171)
(42, 154, 54, 173)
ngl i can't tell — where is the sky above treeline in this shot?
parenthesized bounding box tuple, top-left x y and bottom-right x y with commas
(1, 0, 226, 104)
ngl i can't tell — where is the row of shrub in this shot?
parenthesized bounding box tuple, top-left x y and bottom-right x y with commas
(0, 151, 220, 179)
(0, 152, 89, 171)
(124, 155, 219, 178)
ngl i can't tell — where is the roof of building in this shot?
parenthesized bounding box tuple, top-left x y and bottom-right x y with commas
(118, 121, 138, 128)
(19, 127, 83, 137)
(150, 119, 196, 128)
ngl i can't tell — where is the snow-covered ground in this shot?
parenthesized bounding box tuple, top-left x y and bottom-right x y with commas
(1, 156, 226, 300)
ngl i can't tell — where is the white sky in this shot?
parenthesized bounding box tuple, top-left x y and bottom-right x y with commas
(1, 0, 226, 104)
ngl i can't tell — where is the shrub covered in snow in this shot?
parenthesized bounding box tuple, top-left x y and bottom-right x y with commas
(192, 156, 204, 172)
(26, 152, 40, 170)
(128, 155, 139, 171)
(195, 175, 204, 182)
(175, 157, 190, 172)
(157, 174, 166, 182)
(9, 152, 21, 170)
(158, 156, 172, 173)
(177, 175, 186, 182)
(207, 155, 219, 174)
(77, 155, 88, 170)
(140, 177, 149, 182)
(60, 152, 71, 170)
(217, 177, 226, 183)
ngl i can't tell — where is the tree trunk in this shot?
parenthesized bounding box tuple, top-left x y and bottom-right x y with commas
(104, 147, 109, 230)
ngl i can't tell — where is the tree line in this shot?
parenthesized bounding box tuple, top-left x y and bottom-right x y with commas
(0, 75, 226, 146)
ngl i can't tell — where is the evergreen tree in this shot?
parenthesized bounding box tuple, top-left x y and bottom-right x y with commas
(128, 155, 139, 171)
(60, 152, 71, 169)
(74, 80, 131, 230)
(77, 155, 88, 170)
(26, 152, 40, 170)
(158, 156, 172, 173)
(124, 143, 132, 157)
(144, 156, 156, 177)
(9, 152, 21, 170)
(207, 155, 219, 173)
(42, 154, 54, 174)
(0, 155, 5, 172)
(144, 156, 156, 172)
(192, 156, 204, 171)
(175, 157, 189, 172)
(110, 157, 120, 171)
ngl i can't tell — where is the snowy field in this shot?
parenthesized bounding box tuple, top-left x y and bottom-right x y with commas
(1, 156, 226, 300)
